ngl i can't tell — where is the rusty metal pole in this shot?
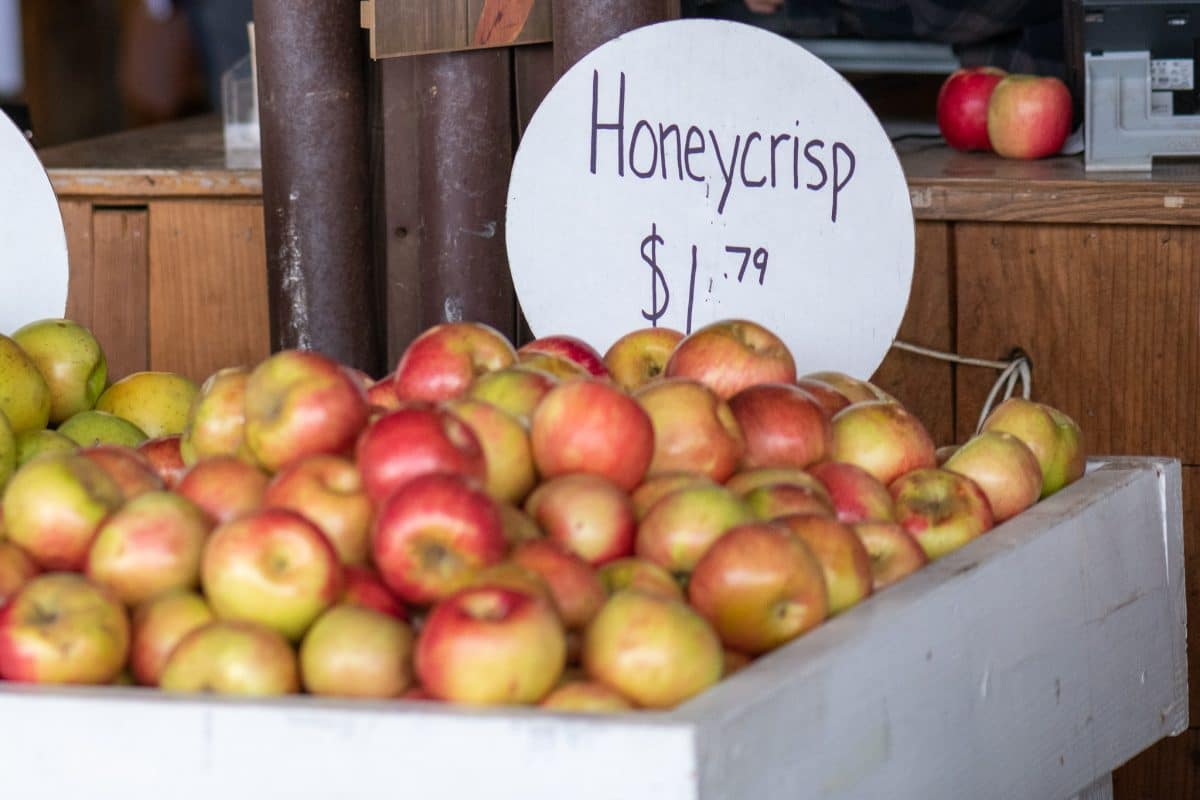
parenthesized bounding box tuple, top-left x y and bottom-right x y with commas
(414, 49, 515, 337)
(553, 0, 678, 76)
(252, 0, 381, 374)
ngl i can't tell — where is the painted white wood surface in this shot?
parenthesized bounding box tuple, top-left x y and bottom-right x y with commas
(0, 459, 1185, 800)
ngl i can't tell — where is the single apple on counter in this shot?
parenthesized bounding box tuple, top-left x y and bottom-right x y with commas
(519, 335, 610, 379)
(944, 431, 1042, 522)
(597, 557, 683, 601)
(540, 680, 632, 712)
(243, 350, 369, 473)
(936, 66, 1007, 152)
(830, 401, 937, 486)
(79, 445, 165, 500)
(807, 461, 896, 524)
(86, 491, 212, 607)
(373, 472, 507, 605)
(159, 620, 299, 696)
(635, 378, 744, 482)
(0, 573, 129, 684)
(263, 454, 373, 566)
(445, 398, 538, 505)
(583, 589, 722, 709)
(179, 366, 250, 464)
(202, 508, 344, 641)
(299, 604, 414, 699)
(604, 327, 685, 393)
(394, 321, 517, 403)
(416, 585, 566, 705)
(852, 521, 928, 591)
(743, 482, 835, 521)
(729, 383, 830, 470)
(465, 366, 558, 426)
(631, 473, 716, 519)
(981, 397, 1085, 498)
(987, 74, 1073, 160)
(688, 521, 828, 654)
(95, 371, 199, 439)
(176, 455, 270, 525)
(665, 319, 796, 399)
(531, 379, 654, 491)
(138, 435, 188, 489)
(341, 565, 408, 620)
(0, 334, 51, 434)
(356, 404, 486, 507)
(2, 452, 124, 570)
(0, 541, 38, 605)
(11, 318, 107, 425)
(890, 468, 994, 560)
(525, 473, 637, 566)
(129, 590, 214, 686)
(776, 514, 873, 615)
(635, 484, 754, 576)
(512, 539, 607, 630)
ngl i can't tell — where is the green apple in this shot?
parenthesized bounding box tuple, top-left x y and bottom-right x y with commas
(96, 371, 199, 439)
(58, 410, 148, 448)
(0, 334, 51, 434)
(15, 429, 77, 466)
(11, 319, 107, 424)
(0, 410, 15, 489)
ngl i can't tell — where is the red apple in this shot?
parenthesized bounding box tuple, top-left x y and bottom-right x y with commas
(597, 557, 683, 601)
(803, 371, 895, 404)
(373, 473, 506, 605)
(807, 461, 896, 524)
(445, 398, 537, 505)
(394, 321, 517, 403)
(366, 373, 403, 413)
(987, 75, 1073, 160)
(776, 514, 873, 614)
(202, 508, 344, 640)
(512, 539, 607, 629)
(890, 468, 994, 560)
(129, 590, 214, 686)
(137, 435, 188, 489)
(79, 445, 165, 500)
(729, 383, 831, 470)
(0, 573, 129, 684)
(666, 319, 796, 399)
(852, 521, 928, 591)
(944, 431, 1042, 522)
(525, 473, 636, 566)
(725, 467, 832, 502)
(416, 586, 566, 705)
(830, 401, 937, 486)
(355, 405, 486, 507)
(531, 379, 654, 491)
(936, 66, 1007, 152)
(635, 484, 753, 575)
(743, 482, 835, 521)
(604, 327, 685, 393)
(519, 335, 610, 379)
(631, 473, 716, 519)
(465, 366, 558, 426)
(243, 349, 370, 472)
(176, 455, 270, 525)
(0, 541, 38, 606)
(299, 604, 414, 698)
(342, 565, 408, 620)
(86, 491, 211, 606)
(540, 679, 632, 712)
(159, 620, 299, 696)
(688, 521, 828, 654)
(583, 590, 722, 709)
(180, 366, 249, 464)
(263, 454, 373, 565)
(2, 452, 124, 570)
(794, 377, 852, 417)
(635, 378, 745, 482)
(981, 398, 1085, 498)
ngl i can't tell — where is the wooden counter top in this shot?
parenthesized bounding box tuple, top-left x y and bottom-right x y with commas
(39, 115, 261, 199)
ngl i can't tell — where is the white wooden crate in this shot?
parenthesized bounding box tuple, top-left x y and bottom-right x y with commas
(0, 458, 1186, 800)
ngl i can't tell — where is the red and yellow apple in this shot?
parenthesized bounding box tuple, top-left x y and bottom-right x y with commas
(987, 75, 1073, 160)
(636, 484, 753, 575)
(176, 455, 270, 525)
(729, 383, 831, 469)
(890, 468, 994, 560)
(393, 321, 517, 403)
(597, 557, 683, 601)
(445, 398, 537, 505)
(512, 539, 607, 629)
(635, 378, 744, 482)
(79, 445, 165, 500)
(525, 473, 637, 566)
(465, 366, 557, 426)
(776, 514, 873, 614)
(0, 541, 38, 605)
(604, 327, 685, 393)
(540, 679, 632, 712)
(519, 335, 609, 379)
(129, 590, 214, 686)
(944, 431, 1042, 522)
(852, 521, 928, 591)
(159, 620, 299, 696)
(830, 401, 937, 486)
(981, 398, 1085, 498)
(936, 66, 1007, 152)
(808, 460, 896, 524)
(665, 319, 796, 399)
(180, 366, 249, 464)
(263, 455, 373, 565)
(138, 435, 188, 489)
(299, 604, 414, 698)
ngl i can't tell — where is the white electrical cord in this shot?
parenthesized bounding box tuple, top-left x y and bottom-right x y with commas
(890, 340, 1032, 435)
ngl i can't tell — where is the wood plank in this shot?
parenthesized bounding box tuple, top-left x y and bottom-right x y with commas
(953, 223, 1200, 458)
(1185, 467, 1199, 724)
(871, 221, 955, 447)
(59, 201, 94, 329)
(90, 209, 149, 380)
(368, 0, 552, 58)
(1113, 727, 1199, 800)
(147, 201, 270, 382)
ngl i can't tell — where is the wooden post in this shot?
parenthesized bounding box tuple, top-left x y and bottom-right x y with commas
(252, 0, 381, 374)
(552, 0, 678, 76)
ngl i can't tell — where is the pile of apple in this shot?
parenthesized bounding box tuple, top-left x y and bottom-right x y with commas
(0, 317, 1085, 711)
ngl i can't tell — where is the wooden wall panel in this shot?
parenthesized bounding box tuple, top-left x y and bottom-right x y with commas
(147, 201, 270, 382)
(954, 223, 1200, 456)
(871, 221, 956, 447)
(60, 200, 94, 330)
(90, 208, 149, 380)
(1113, 727, 1199, 800)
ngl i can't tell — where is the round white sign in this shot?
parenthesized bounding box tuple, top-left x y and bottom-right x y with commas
(0, 113, 69, 333)
(507, 19, 914, 379)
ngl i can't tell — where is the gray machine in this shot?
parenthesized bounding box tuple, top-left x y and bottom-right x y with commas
(1074, 0, 1200, 170)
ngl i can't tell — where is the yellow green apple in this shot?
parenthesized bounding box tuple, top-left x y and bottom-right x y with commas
(11, 318, 107, 424)
(0, 334, 51, 434)
(159, 620, 299, 696)
(15, 428, 76, 466)
(180, 366, 250, 465)
(58, 409, 148, 448)
(96, 371, 199, 439)
(299, 604, 414, 698)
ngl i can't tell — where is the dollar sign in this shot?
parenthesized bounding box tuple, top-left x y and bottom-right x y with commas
(641, 223, 669, 326)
